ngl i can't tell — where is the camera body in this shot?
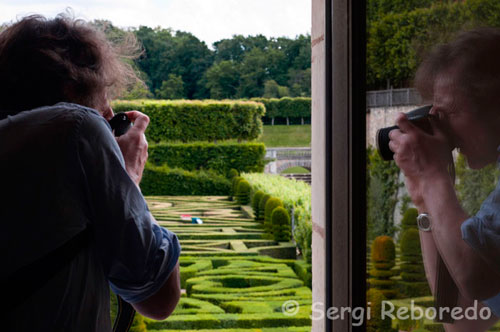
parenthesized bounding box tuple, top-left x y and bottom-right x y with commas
(376, 105, 433, 161)
(108, 112, 132, 137)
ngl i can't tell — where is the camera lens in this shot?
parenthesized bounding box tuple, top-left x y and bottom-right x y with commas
(376, 126, 397, 161)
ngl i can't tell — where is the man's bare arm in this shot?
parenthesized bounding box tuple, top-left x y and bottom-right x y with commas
(419, 176, 500, 301)
(420, 229, 499, 331)
(130, 212, 181, 320)
(132, 261, 181, 320)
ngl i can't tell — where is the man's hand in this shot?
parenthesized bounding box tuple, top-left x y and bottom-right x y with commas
(388, 112, 454, 210)
(116, 111, 149, 186)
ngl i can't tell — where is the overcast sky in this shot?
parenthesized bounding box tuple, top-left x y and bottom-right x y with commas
(0, 0, 311, 47)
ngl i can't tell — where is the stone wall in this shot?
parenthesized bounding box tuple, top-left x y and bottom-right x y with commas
(366, 105, 417, 147)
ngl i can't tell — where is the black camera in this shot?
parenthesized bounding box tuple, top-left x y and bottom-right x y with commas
(376, 105, 433, 161)
(108, 112, 132, 137)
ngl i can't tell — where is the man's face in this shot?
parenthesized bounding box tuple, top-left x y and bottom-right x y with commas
(431, 72, 500, 169)
(95, 91, 114, 121)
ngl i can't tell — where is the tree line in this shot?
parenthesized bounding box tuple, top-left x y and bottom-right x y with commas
(91, 21, 311, 100)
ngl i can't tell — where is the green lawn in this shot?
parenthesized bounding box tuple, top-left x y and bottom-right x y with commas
(281, 166, 311, 174)
(257, 125, 311, 147)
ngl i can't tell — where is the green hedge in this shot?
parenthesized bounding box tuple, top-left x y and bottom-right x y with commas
(250, 97, 311, 119)
(148, 142, 266, 175)
(236, 180, 252, 205)
(112, 99, 265, 142)
(272, 207, 292, 242)
(140, 164, 231, 195)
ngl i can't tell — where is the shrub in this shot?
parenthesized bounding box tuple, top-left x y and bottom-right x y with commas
(140, 164, 231, 195)
(401, 207, 418, 231)
(264, 198, 284, 235)
(252, 190, 265, 220)
(148, 142, 266, 175)
(399, 228, 430, 297)
(241, 172, 311, 261)
(250, 97, 311, 119)
(228, 168, 239, 179)
(369, 235, 397, 299)
(366, 289, 391, 332)
(112, 99, 265, 142)
(367, 147, 400, 240)
(258, 194, 272, 223)
(271, 207, 291, 242)
(236, 180, 251, 205)
(293, 206, 312, 263)
(232, 176, 244, 197)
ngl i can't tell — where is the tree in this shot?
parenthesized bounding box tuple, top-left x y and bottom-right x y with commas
(119, 81, 153, 99)
(204, 61, 240, 99)
(263, 80, 289, 98)
(155, 74, 185, 99)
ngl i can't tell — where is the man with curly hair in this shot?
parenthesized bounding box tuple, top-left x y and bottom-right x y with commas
(1, 14, 181, 331)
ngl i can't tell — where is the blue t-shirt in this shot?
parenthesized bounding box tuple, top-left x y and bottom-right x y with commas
(1, 103, 181, 331)
(461, 154, 500, 317)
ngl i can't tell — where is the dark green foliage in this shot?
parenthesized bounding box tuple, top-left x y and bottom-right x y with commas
(367, 147, 400, 240)
(112, 100, 265, 143)
(236, 180, 251, 205)
(264, 197, 284, 235)
(140, 164, 231, 195)
(293, 211, 312, 264)
(252, 190, 265, 220)
(369, 236, 397, 299)
(367, 0, 500, 89)
(401, 207, 418, 231)
(134, 27, 213, 99)
(456, 153, 500, 216)
(155, 73, 186, 99)
(258, 194, 272, 223)
(204, 60, 241, 99)
(366, 288, 392, 332)
(148, 142, 266, 175)
(232, 176, 244, 197)
(228, 168, 239, 179)
(399, 228, 430, 297)
(271, 207, 291, 242)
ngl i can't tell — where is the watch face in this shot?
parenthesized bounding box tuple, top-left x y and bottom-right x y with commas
(417, 214, 431, 231)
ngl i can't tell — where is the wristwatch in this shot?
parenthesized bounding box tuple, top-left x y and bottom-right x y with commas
(417, 213, 432, 232)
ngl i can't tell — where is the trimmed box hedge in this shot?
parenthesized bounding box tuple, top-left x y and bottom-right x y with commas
(148, 142, 266, 175)
(250, 97, 311, 119)
(112, 99, 265, 142)
(140, 164, 231, 196)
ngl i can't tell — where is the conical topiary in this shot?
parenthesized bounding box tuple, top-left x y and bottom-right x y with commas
(264, 197, 283, 235)
(401, 207, 418, 232)
(228, 168, 239, 179)
(231, 176, 243, 198)
(252, 190, 265, 220)
(369, 235, 397, 299)
(236, 180, 251, 205)
(258, 194, 271, 223)
(366, 288, 392, 332)
(399, 228, 430, 297)
(271, 206, 291, 242)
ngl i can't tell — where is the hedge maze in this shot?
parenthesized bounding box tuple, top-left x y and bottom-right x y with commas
(144, 196, 312, 331)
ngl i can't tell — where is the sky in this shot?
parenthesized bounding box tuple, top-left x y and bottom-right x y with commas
(0, 0, 311, 47)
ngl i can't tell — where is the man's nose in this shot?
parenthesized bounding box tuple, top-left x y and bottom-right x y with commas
(103, 105, 115, 121)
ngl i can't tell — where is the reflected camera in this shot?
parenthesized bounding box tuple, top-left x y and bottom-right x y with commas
(376, 105, 433, 161)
